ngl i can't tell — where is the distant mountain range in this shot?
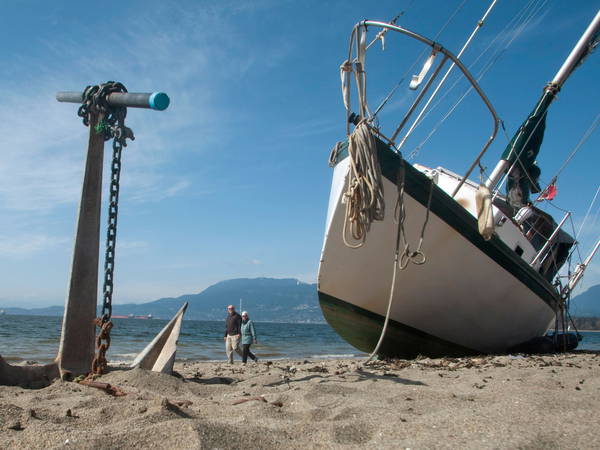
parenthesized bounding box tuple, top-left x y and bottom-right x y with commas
(1, 278, 324, 322)
(2, 278, 599, 322)
(569, 284, 600, 317)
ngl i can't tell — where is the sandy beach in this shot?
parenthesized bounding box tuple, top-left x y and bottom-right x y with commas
(1, 352, 599, 449)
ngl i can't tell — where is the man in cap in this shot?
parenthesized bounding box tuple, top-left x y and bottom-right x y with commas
(224, 304, 243, 363)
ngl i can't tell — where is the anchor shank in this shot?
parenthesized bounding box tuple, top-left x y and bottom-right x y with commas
(57, 112, 105, 378)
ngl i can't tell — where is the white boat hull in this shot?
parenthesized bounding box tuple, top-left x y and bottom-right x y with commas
(318, 146, 558, 358)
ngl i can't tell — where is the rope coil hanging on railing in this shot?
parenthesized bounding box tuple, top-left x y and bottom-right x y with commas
(77, 81, 135, 375)
(342, 121, 385, 248)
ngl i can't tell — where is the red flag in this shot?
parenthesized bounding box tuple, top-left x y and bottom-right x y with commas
(537, 183, 557, 201)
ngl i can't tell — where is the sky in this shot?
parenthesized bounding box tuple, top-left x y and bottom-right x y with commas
(0, 0, 598, 308)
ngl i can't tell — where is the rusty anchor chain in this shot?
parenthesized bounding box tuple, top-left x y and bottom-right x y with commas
(77, 82, 135, 376)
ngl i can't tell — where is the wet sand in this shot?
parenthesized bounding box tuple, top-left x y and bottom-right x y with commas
(1, 352, 599, 449)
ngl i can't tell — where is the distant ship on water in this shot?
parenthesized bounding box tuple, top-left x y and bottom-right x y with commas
(112, 314, 153, 320)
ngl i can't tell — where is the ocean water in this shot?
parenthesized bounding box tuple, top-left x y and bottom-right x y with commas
(1, 315, 599, 365)
(0, 315, 364, 364)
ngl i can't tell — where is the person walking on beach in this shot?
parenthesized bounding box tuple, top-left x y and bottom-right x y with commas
(240, 311, 258, 364)
(224, 305, 243, 363)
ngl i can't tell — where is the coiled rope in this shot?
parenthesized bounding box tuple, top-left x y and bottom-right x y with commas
(342, 121, 385, 248)
(366, 161, 434, 362)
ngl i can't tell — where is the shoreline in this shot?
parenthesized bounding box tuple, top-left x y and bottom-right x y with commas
(2, 353, 600, 448)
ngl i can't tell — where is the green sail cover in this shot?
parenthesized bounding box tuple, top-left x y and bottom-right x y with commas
(503, 90, 555, 207)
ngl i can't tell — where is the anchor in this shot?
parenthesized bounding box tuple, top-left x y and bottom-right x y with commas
(131, 302, 189, 373)
(0, 84, 187, 388)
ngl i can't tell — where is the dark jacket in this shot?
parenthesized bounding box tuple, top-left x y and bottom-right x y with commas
(224, 312, 242, 337)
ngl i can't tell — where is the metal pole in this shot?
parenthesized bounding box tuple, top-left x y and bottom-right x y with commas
(485, 10, 600, 192)
(361, 20, 500, 196)
(564, 239, 600, 295)
(395, 0, 498, 151)
(56, 91, 170, 111)
(531, 212, 571, 266)
(551, 10, 600, 88)
(389, 55, 450, 143)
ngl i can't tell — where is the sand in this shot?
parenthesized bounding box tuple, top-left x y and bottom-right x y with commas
(1, 352, 600, 449)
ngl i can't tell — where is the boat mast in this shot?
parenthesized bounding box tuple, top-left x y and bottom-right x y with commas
(561, 239, 600, 299)
(485, 10, 600, 192)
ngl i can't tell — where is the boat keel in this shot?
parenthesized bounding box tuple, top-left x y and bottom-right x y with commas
(319, 292, 479, 359)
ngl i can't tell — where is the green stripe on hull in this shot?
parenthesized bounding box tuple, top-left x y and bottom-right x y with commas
(319, 291, 479, 359)
(330, 138, 560, 311)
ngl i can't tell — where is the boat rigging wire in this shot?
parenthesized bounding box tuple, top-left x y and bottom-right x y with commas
(393, 0, 499, 149)
(366, 0, 415, 52)
(545, 200, 584, 265)
(576, 186, 600, 242)
(588, 193, 600, 232)
(407, 0, 548, 159)
(490, 91, 554, 204)
(372, 0, 468, 119)
(520, 113, 600, 253)
(343, 18, 501, 197)
(537, 112, 600, 198)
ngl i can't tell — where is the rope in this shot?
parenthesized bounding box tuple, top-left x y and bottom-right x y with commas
(366, 2, 414, 52)
(340, 25, 372, 134)
(342, 122, 385, 248)
(397, 166, 432, 269)
(366, 162, 433, 361)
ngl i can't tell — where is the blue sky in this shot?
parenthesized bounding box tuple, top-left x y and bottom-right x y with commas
(0, 0, 598, 308)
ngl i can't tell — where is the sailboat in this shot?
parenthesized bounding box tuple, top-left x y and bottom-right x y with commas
(317, 8, 600, 358)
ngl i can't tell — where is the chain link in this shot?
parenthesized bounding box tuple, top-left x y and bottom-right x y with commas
(77, 81, 134, 375)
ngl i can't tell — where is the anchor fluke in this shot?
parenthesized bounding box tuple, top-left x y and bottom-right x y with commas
(0, 357, 59, 388)
(130, 302, 188, 374)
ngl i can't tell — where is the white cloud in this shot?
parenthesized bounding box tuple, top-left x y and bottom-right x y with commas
(0, 233, 68, 258)
(0, 7, 221, 215)
(118, 240, 148, 250)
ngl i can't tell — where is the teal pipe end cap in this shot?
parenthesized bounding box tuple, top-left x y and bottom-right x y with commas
(149, 92, 170, 111)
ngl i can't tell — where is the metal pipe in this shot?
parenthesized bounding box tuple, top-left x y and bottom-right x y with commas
(390, 54, 449, 143)
(56, 91, 170, 111)
(531, 212, 571, 266)
(564, 239, 600, 295)
(396, 0, 498, 151)
(450, 122, 499, 197)
(551, 10, 600, 88)
(362, 20, 500, 190)
(486, 10, 600, 193)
